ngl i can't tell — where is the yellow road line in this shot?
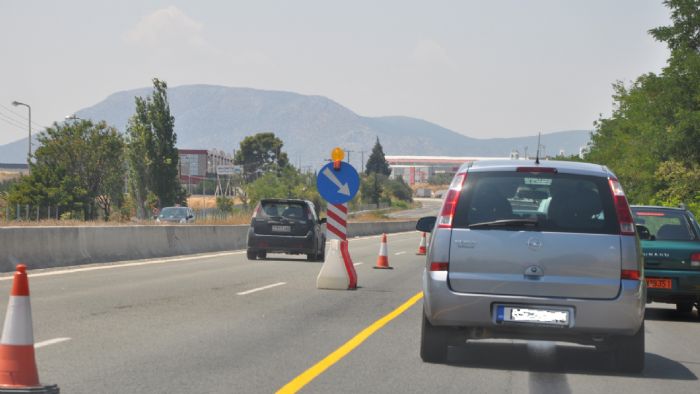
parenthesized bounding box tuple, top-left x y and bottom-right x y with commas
(276, 291, 424, 394)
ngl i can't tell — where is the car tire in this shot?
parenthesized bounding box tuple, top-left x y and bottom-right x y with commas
(317, 246, 326, 262)
(307, 253, 316, 262)
(246, 249, 257, 260)
(257, 251, 267, 260)
(420, 313, 449, 363)
(611, 322, 645, 374)
(676, 302, 693, 314)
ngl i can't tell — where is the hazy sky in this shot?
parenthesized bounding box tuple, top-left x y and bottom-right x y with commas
(0, 0, 671, 146)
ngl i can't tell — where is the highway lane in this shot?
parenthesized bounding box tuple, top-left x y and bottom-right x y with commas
(387, 198, 443, 219)
(0, 231, 699, 393)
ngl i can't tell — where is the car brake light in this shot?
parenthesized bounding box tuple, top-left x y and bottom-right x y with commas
(691, 253, 700, 268)
(430, 262, 449, 271)
(621, 269, 640, 280)
(608, 178, 635, 235)
(437, 173, 467, 228)
(516, 167, 557, 173)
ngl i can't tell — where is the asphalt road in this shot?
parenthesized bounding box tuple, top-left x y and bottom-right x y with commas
(387, 198, 443, 219)
(1, 232, 699, 393)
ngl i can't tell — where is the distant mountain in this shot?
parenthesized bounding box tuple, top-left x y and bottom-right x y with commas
(0, 85, 592, 167)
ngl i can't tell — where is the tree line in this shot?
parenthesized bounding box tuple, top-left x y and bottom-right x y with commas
(582, 0, 700, 216)
(5, 78, 182, 221)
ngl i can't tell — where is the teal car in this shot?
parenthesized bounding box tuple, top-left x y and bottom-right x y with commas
(631, 205, 700, 315)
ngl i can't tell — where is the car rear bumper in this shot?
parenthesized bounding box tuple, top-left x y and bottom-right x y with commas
(247, 230, 316, 254)
(646, 268, 700, 302)
(423, 270, 645, 338)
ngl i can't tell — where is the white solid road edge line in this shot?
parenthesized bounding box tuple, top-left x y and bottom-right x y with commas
(0, 251, 246, 282)
(35, 337, 71, 349)
(237, 282, 287, 296)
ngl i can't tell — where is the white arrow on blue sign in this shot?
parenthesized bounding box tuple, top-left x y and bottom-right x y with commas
(316, 161, 360, 204)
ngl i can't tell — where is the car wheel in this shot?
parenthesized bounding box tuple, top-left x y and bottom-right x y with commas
(676, 302, 693, 314)
(317, 246, 326, 262)
(420, 313, 449, 363)
(611, 322, 645, 374)
(307, 253, 316, 262)
(257, 251, 267, 260)
(246, 249, 257, 260)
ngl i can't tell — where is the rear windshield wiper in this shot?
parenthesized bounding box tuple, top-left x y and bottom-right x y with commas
(468, 218, 539, 229)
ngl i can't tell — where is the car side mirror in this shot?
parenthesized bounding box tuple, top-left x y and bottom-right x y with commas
(188, 215, 194, 219)
(636, 224, 651, 240)
(319, 218, 327, 224)
(416, 216, 437, 233)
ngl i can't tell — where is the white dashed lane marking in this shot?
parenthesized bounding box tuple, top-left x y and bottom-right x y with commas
(237, 282, 287, 296)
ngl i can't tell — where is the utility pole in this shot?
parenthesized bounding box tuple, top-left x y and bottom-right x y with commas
(360, 150, 367, 173)
(11, 101, 31, 170)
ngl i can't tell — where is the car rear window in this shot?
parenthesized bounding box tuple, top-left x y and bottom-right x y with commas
(631, 209, 696, 241)
(452, 171, 619, 234)
(159, 207, 188, 218)
(258, 201, 308, 220)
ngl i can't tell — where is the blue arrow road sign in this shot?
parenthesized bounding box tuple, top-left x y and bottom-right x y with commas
(316, 161, 360, 204)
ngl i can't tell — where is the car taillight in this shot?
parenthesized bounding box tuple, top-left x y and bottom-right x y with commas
(253, 205, 263, 218)
(608, 178, 635, 235)
(430, 262, 449, 271)
(621, 269, 640, 280)
(691, 253, 700, 268)
(437, 173, 467, 228)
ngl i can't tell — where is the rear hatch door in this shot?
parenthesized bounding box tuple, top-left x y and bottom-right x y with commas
(448, 170, 623, 299)
(253, 201, 311, 236)
(448, 229, 622, 299)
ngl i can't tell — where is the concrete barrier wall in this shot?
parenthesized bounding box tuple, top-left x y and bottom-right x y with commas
(0, 220, 416, 272)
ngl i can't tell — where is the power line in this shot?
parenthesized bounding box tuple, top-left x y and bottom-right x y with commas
(0, 108, 49, 133)
(0, 104, 52, 130)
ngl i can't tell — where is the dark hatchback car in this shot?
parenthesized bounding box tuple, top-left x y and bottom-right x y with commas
(247, 199, 326, 261)
(631, 205, 700, 315)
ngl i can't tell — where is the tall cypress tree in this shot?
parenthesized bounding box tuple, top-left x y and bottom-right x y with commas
(365, 137, 391, 176)
(126, 78, 182, 217)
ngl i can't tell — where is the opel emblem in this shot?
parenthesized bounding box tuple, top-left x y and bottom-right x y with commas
(527, 238, 543, 250)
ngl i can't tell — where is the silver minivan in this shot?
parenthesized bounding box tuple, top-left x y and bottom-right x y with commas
(416, 160, 645, 372)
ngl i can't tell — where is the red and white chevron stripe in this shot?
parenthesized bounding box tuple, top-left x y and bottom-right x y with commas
(326, 203, 347, 241)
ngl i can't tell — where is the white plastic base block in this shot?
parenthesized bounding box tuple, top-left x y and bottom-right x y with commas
(316, 240, 350, 290)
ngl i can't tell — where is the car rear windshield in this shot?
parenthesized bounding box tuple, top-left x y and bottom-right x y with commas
(452, 171, 619, 234)
(258, 201, 308, 220)
(631, 208, 696, 241)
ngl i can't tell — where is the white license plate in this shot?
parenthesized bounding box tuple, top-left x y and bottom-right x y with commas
(271, 225, 291, 232)
(496, 305, 570, 326)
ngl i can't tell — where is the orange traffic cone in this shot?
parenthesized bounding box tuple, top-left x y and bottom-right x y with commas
(416, 232, 427, 255)
(373, 234, 393, 269)
(0, 265, 59, 393)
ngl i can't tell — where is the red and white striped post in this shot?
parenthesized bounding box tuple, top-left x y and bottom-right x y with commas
(326, 203, 348, 241)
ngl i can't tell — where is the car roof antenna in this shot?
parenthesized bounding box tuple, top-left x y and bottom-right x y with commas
(535, 132, 541, 165)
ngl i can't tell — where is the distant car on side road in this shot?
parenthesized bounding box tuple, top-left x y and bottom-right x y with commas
(631, 205, 700, 316)
(156, 206, 195, 224)
(247, 199, 326, 261)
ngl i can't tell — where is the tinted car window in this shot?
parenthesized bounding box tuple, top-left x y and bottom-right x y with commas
(258, 201, 309, 220)
(159, 207, 189, 218)
(453, 171, 619, 234)
(631, 208, 696, 241)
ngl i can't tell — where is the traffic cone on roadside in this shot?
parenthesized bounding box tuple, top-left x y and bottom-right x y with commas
(0, 264, 59, 394)
(373, 234, 393, 270)
(416, 232, 427, 255)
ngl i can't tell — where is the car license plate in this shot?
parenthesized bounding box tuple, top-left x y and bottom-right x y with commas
(271, 225, 291, 232)
(646, 278, 672, 289)
(496, 305, 569, 326)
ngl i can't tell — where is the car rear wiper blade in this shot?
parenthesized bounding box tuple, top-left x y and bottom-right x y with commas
(468, 218, 539, 229)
